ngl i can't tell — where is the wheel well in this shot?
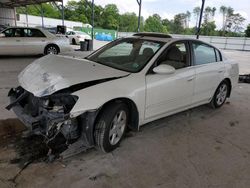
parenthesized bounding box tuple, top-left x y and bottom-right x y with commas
(96, 98, 139, 131)
(44, 43, 60, 54)
(223, 78, 232, 97)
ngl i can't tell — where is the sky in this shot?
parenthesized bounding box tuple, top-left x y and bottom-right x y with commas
(65, 0, 250, 30)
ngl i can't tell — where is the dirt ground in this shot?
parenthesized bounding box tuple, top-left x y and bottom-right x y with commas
(0, 83, 250, 188)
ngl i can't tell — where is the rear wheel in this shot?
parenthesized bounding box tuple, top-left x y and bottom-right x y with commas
(94, 103, 129, 153)
(44, 45, 59, 55)
(210, 81, 229, 108)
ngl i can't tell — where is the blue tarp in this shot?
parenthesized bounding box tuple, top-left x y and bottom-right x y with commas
(96, 34, 113, 41)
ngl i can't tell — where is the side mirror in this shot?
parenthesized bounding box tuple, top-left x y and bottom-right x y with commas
(153, 64, 175, 74)
(0, 33, 5, 38)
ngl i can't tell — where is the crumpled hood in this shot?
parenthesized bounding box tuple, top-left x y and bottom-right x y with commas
(18, 55, 129, 97)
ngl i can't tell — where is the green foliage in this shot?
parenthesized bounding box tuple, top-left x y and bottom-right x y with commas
(17, 4, 61, 19)
(119, 12, 138, 32)
(144, 14, 168, 33)
(201, 21, 216, 36)
(245, 24, 250, 37)
(99, 4, 119, 30)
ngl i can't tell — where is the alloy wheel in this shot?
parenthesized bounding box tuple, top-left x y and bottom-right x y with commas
(109, 110, 127, 145)
(216, 83, 228, 106)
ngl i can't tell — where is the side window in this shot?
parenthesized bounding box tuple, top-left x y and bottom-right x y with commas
(3, 28, 14, 37)
(99, 42, 133, 57)
(13, 28, 23, 37)
(215, 49, 222, 62)
(192, 42, 216, 65)
(157, 42, 189, 69)
(24, 29, 45, 37)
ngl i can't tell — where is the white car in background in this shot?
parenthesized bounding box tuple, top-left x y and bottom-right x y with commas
(0, 27, 72, 55)
(7, 33, 239, 154)
(66, 30, 91, 45)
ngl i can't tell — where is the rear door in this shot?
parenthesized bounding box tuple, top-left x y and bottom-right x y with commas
(0, 28, 24, 55)
(191, 41, 225, 104)
(23, 28, 48, 55)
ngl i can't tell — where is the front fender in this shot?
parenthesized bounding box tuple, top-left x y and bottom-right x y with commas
(69, 74, 145, 124)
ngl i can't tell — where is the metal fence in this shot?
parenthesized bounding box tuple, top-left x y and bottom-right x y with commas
(118, 32, 250, 51)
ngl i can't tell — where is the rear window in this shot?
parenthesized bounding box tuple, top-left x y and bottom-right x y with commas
(192, 42, 216, 65)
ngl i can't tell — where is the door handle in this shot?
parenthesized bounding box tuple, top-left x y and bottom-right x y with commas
(41, 40, 45, 42)
(16, 39, 20, 42)
(218, 70, 223, 73)
(187, 77, 194, 81)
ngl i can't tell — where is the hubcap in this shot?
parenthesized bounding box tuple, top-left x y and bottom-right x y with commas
(216, 84, 227, 105)
(47, 46, 57, 54)
(109, 110, 127, 145)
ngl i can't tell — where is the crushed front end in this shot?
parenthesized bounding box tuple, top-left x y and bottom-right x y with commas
(6, 86, 97, 158)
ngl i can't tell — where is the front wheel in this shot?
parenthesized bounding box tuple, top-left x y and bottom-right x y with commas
(210, 81, 229, 108)
(94, 103, 129, 153)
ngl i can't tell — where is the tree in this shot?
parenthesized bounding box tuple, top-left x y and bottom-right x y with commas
(144, 14, 168, 33)
(245, 24, 250, 37)
(171, 13, 186, 34)
(220, 6, 227, 32)
(201, 21, 216, 36)
(227, 13, 246, 33)
(185, 11, 191, 28)
(193, 6, 201, 28)
(203, 6, 216, 23)
(17, 3, 61, 19)
(100, 4, 119, 30)
(119, 12, 138, 32)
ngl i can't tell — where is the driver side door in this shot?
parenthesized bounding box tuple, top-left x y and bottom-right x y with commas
(145, 41, 195, 120)
(0, 28, 24, 55)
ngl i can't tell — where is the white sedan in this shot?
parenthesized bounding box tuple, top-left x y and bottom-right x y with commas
(7, 33, 239, 154)
(0, 27, 72, 55)
(66, 30, 91, 45)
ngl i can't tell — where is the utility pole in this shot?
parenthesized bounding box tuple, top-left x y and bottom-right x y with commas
(196, 0, 205, 39)
(137, 0, 142, 32)
(61, 0, 64, 26)
(91, 0, 94, 40)
(25, 6, 28, 27)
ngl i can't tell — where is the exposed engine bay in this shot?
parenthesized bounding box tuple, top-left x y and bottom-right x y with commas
(6, 86, 98, 158)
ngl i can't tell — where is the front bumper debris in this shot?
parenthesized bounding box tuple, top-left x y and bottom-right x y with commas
(6, 86, 98, 159)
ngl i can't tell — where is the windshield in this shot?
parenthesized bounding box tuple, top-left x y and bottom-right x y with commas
(87, 38, 164, 73)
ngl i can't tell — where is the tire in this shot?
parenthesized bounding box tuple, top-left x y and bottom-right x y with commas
(94, 102, 129, 153)
(44, 45, 59, 55)
(72, 38, 76, 45)
(210, 81, 229, 108)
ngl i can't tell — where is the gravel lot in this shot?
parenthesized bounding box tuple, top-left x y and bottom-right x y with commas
(0, 43, 250, 188)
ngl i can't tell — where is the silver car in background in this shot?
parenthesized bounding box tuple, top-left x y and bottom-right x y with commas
(0, 27, 72, 55)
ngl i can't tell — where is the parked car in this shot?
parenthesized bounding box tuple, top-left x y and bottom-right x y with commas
(66, 30, 91, 45)
(7, 33, 239, 154)
(0, 27, 72, 55)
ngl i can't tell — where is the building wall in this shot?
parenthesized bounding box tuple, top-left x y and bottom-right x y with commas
(0, 8, 15, 26)
(17, 14, 83, 30)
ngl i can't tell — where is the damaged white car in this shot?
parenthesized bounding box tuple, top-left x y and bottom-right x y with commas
(7, 33, 239, 154)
